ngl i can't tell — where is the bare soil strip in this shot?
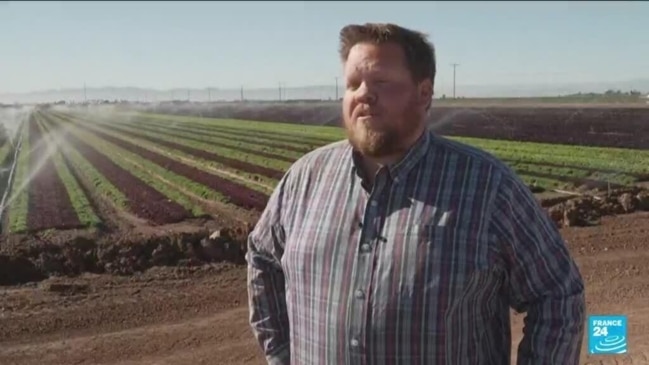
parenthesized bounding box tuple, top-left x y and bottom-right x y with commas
(1, 212, 647, 365)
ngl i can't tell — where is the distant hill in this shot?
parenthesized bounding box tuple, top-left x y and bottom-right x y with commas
(1, 79, 648, 104)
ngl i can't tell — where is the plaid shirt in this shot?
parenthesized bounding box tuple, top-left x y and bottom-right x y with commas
(247, 130, 585, 365)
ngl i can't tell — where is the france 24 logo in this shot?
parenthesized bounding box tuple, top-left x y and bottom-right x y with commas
(588, 315, 627, 355)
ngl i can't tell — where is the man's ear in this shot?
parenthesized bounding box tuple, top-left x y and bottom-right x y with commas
(418, 79, 434, 109)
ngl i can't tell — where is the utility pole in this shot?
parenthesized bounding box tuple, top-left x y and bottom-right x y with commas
(187, 89, 190, 102)
(451, 63, 459, 98)
(240, 85, 244, 101)
(335, 77, 339, 100)
(278, 82, 282, 101)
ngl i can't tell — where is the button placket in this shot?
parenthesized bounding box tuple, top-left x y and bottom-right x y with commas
(348, 169, 388, 355)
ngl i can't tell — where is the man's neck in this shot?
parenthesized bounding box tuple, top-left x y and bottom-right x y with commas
(361, 155, 397, 184)
(359, 128, 427, 187)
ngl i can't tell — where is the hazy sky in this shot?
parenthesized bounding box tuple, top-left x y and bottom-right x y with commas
(1, 1, 648, 94)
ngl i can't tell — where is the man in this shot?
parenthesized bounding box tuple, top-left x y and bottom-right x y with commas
(247, 23, 585, 364)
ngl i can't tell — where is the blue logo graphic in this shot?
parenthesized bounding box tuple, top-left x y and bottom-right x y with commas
(588, 315, 627, 355)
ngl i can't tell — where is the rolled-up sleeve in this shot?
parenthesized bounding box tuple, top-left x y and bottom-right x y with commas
(490, 171, 586, 364)
(246, 173, 292, 365)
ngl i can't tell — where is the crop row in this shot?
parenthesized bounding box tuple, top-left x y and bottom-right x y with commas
(2, 109, 289, 234)
(80, 110, 649, 191)
(4, 107, 648, 235)
(141, 103, 649, 150)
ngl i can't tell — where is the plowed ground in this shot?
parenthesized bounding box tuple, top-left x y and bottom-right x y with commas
(1, 211, 648, 364)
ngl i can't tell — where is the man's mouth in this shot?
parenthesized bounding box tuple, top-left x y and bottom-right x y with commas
(358, 111, 380, 118)
(357, 115, 376, 122)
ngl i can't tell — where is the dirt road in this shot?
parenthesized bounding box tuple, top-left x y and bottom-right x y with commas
(1, 212, 648, 365)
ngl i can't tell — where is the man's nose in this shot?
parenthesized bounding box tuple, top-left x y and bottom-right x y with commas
(355, 83, 377, 104)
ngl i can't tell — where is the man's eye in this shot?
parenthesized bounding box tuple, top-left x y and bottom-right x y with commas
(346, 82, 360, 90)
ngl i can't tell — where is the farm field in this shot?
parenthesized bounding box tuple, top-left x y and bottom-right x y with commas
(1, 103, 648, 364)
(1, 106, 648, 241)
(1, 104, 648, 278)
(141, 100, 649, 149)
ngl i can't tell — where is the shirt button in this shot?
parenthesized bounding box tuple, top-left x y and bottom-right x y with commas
(350, 338, 360, 347)
(370, 200, 378, 207)
(360, 243, 370, 252)
(355, 289, 364, 299)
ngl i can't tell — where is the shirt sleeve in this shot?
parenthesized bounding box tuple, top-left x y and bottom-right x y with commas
(246, 172, 292, 365)
(489, 169, 586, 364)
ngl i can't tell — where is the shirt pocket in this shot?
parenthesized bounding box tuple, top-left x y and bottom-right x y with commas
(389, 223, 503, 338)
(417, 223, 505, 330)
(397, 222, 498, 306)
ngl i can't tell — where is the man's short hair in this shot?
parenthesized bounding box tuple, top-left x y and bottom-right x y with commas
(338, 23, 436, 86)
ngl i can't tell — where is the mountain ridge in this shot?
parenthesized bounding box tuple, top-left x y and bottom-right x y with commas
(2, 79, 648, 104)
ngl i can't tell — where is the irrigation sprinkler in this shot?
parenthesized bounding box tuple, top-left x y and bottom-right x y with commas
(0, 123, 25, 234)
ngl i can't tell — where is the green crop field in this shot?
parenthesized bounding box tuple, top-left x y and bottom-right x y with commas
(1, 106, 648, 235)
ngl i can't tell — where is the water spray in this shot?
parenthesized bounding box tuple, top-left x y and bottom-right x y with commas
(0, 112, 71, 217)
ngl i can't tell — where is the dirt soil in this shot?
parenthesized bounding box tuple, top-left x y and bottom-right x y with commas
(1, 211, 648, 365)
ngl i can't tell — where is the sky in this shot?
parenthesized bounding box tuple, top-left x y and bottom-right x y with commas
(1, 1, 648, 95)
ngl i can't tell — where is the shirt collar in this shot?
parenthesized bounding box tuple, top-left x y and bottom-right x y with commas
(350, 129, 431, 185)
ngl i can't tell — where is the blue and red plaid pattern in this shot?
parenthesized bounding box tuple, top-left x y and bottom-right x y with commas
(247, 130, 585, 365)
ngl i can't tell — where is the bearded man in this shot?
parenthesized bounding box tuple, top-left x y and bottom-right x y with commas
(246, 23, 585, 365)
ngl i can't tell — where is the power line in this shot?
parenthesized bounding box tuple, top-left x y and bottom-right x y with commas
(451, 63, 460, 98)
(335, 77, 339, 100)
